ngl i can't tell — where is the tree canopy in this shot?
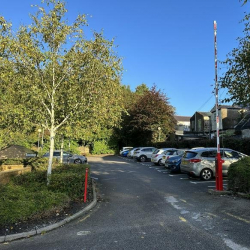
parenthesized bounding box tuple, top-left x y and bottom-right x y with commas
(219, 9, 250, 108)
(0, 0, 124, 180)
(116, 84, 176, 146)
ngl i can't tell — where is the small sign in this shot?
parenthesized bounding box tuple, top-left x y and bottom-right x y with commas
(26, 153, 37, 158)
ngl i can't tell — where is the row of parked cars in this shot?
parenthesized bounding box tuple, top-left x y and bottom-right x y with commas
(119, 146, 248, 181)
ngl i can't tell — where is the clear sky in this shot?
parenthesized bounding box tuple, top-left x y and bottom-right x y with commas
(0, 0, 248, 116)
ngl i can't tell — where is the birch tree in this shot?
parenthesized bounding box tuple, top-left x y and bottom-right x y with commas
(0, 0, 123, 183)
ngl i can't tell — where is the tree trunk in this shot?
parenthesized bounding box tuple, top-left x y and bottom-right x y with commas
(47, 129, 55, 185)
(60, 138, 64, 164)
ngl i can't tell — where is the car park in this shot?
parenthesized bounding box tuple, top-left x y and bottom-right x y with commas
(180, 147, 248, 181)
(151, 148, 176, 166)
(43, 150, 88, 164)
(161, 149, 186, 165)
(133, 147, 156, 162)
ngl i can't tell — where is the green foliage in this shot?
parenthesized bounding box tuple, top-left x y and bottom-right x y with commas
(228, 157, 250, 193)
(153, 137, 250, 156)
(116, 84, 176, 146)
(220, 9, 250, 107)
(91, 140, 115, 154)
(0, 163, 90, 227)
(0, 183, 69, 226)
(0, 158, 25, 165)
(49, 164, 88, 199)
(0, 0, 124, 177)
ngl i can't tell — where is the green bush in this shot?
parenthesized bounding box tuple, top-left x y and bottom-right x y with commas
(0, 163, 90, 227)
(0, 183, 69, 226)
(91, 140, 115, 154)
(0, 158, 25, 165)
(49, 164, 89, 199)
(228, 157, 250, 193)
(153, 138, 250, 155)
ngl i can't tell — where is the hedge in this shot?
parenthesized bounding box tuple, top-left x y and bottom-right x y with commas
(228, 157, 250, 194)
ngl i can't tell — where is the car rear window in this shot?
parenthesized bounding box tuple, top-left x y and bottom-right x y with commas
(201, 150, 217, 158)
(153, 149, 160, 154)
(165, 150, 177, 155)
(183, 151, 197, 159)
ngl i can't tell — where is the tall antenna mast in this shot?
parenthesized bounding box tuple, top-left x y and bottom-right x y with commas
(214, 21, 223, 191)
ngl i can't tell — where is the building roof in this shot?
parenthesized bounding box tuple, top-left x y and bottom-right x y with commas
(210, 105, 243, 113)
(174, 116, 191, 122)
(0, 145, 36, 159)
(196, 112, 211, 117)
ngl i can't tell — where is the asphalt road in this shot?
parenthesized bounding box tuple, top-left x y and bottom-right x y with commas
(1, 155, 250, 250)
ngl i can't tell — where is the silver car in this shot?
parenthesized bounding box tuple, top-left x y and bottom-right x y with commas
(151, 148, 176, 166)
(180, 147, 247, 180)
(133, 147, 156, 162)
(43, 150, 88, 164)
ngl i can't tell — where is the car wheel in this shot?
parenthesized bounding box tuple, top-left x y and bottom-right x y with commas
(139, 155, 147, 162)
(74, 158, 82, 164)
(158, 159, 163, 166)
(200, 168, 213, 181)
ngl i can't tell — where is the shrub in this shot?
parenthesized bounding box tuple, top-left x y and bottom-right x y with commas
(91, 140, 115, 154)
(228, 157, 250, 193)
(0, 183, 69, 226)
(0, 158, 25, 165)
(0, 163, 90, 227)
(49, 164, 90, 199)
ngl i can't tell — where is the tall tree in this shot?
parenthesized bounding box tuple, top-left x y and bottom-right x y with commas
(116, 85, 176, 146)
(220, 8, 250, 108)
(0, 0, 123, 182)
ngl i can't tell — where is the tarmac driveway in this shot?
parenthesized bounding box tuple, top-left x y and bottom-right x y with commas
(2, 155, 250, 250)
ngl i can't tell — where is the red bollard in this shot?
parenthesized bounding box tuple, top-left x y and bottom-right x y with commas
(84, 168, 89, 202)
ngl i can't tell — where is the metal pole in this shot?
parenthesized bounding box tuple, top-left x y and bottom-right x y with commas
(214, 21, 223, 191)
(84, 168, 89, 202)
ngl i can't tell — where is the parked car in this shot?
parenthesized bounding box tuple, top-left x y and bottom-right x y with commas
(127, 147, 141, 158)
(180, 147, 248, 181)
(151, 148, 176, 166)
(161, 149, 186, 165)
(119, 147, 133, 155)
(165, 150, 187, 173)
(121, 149, 130, 157)
(133, 147, 156, 162)
(43, 150, 88, 164)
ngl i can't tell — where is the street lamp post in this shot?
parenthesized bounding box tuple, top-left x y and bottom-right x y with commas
(38, 129, 42, 150)
(158, 127, 161, 142)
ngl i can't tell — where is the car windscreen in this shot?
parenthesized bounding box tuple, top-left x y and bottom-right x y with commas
(183, 151, 197, 159)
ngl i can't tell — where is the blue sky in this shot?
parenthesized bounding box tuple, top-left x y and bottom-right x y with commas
(0, 0, 248, 116)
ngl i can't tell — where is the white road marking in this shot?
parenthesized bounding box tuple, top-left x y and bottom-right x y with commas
(223, 238, 250, 250)
(77, 231, 91, 236)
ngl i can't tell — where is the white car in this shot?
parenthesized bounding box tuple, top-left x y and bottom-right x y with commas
(151, 148, 176, 166)
(127, 147, 141, 158)
(133, 147, 156, 162)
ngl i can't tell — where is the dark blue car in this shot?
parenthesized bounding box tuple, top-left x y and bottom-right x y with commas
(121, 150, 130, 157)
(165, 155, 182, 173)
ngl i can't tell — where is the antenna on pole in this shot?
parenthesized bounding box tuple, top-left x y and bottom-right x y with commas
(214, 21, 223, 191)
